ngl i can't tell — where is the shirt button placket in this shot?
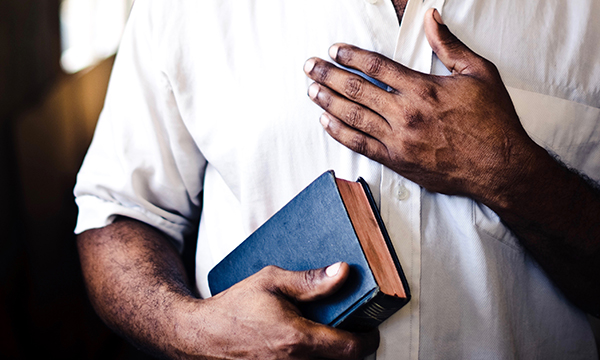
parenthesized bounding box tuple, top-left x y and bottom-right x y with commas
(379, 166, 421, 360)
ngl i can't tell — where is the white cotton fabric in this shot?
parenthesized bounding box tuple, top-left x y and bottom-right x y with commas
(74, 0, 600, 359)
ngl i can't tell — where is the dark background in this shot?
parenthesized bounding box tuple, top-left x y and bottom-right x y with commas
(0, 1, 598, 359)
(0, 1, 153, 358)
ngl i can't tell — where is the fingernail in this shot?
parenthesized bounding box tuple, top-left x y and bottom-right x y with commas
(320, 113, 330, 128)
(433, 9, 444, 25)
(326, 262, 341, 277)
(329, 44, 340, 60)
(308, 83, 319, 99)
(304, 58, 316, 73)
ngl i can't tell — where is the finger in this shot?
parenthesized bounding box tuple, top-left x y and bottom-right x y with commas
(261, 262, 350, 302)
(308, 83, 392, 138)
(304, 57, 392, 116)
(319, 112, 389, 165)
(327, 43, 424, 94)
(423, 8, 490, 77)
(300, 321, 380, 360)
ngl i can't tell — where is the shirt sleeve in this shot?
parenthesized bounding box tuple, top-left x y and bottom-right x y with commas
(73, 0, 206, 251)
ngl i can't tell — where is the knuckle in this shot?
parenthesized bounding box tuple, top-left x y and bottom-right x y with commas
(275, 328, 309, 356)
(318, 90, 333, 110)
(313, 63, 331, 83)
(336, 45, 354, 63)
(483, 59, 501, 78)
(403, 108, 425, 128)
(476, 56, 493, 69)
(416, 83, 439, 103)
(303, 269, 318, 286)
(344, 77, 365, 100)
(472, 57, 489, 71)
(349, 134, 370, 155)
(257, 265, 280, 286)
(364, 54, 385, 77)
(469, 56, 499, 79)
(345, 105, 364, 127)
(302, 268, 320, 289)
(260, 264, 279, 276)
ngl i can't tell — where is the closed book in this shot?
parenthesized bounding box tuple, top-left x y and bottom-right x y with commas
(208, 170, 410, 332)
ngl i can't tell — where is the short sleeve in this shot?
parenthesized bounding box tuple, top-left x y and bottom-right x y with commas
(73, 0, 206, 251)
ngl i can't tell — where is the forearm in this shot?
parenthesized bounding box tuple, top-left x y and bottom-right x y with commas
(76, 217, 195, 357)
(77, 217, 378, 360)
(481, 145, 600, 316)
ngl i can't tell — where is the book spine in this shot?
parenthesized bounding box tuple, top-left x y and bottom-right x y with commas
(335, 291, 410, 332)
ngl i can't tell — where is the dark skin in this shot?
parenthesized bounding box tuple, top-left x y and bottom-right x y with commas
(390, 0, 407, 25)
(304, 8, 600, 315)
(79, 217, 379, 359)
(77, 4, 599, 360)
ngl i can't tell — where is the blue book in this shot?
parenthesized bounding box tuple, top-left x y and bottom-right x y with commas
(208, 170, 410, 331)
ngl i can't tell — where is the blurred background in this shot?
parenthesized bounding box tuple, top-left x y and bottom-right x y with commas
(0, 0, 154, 358)
(0, 1, 598, 359)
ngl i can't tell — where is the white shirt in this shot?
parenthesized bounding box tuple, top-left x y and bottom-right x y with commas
(74, 0, 600, 358)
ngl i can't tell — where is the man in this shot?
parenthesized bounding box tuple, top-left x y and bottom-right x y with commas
(74, 0, 600, 358)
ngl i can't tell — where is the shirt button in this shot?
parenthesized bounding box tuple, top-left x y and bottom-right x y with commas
(364, 0, 378, 4)
(397, 186, 410, 201)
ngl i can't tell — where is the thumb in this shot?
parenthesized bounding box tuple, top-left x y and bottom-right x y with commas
(424, 8, 485, 76)
(268, 262, 350, 302)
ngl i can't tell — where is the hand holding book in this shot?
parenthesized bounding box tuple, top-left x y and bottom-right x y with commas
(199, 260, 379, 359)
(209, 171, 410, 331)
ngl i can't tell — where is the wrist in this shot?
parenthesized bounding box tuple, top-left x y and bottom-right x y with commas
(160, 295, 206, 359)
(474, 140, 557, 214)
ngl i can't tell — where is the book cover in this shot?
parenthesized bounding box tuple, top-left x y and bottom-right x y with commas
(207, 170, 410, 331)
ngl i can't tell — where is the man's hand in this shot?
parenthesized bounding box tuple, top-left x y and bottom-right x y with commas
(304, 8, 543, 205)
(78, 218, 378, 360)
(304, 8, 600, 315)
(178, 263, 379, 359)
